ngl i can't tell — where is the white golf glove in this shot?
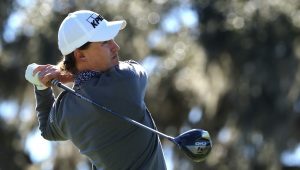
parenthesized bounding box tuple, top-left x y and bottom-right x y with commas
(25, 63, 48, 90)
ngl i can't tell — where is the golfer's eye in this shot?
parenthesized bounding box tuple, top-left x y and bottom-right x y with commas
(102, 40, 109, 44)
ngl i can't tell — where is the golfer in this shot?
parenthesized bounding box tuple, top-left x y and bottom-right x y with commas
(25, 10, 167, 170)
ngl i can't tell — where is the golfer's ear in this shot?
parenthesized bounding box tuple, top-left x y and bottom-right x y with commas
(74, 49, 87, 61)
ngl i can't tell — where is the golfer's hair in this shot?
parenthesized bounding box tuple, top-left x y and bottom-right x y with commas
(57, 42, 91, 74)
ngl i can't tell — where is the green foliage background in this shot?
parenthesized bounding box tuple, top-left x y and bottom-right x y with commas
(0, 0, 299, 169)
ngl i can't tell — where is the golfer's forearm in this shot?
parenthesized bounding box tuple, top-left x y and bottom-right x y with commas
(34, 87, 67, 140)
(34, 87, 54, 136)
(35, 87, 54, 114)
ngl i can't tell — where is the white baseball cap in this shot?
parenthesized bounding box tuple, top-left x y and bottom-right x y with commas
(58, 10, 126, 55)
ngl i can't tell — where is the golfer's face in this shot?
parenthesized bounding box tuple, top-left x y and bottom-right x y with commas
(80, 40, 120, 71)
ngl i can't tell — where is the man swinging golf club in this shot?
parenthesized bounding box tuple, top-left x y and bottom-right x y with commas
(25, 9, 212, 170)
(25, 10, 167, 170)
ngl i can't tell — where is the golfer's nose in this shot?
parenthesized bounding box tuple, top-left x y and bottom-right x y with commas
(110, 40, 120, 52)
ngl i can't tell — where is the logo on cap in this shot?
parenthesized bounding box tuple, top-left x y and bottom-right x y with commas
(86, 13, 104, 28)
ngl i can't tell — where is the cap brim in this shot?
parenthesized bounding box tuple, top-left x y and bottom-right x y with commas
(89, 20, 126, 42)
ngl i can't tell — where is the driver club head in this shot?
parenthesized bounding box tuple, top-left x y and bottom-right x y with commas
(173, 129, 212, 162)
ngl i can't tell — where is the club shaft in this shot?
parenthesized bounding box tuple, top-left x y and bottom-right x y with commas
(51, 80, 175, 142)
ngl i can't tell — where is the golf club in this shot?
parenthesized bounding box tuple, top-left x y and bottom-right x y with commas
(51, 79, 212, 162)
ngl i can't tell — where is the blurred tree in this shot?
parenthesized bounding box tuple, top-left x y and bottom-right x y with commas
(0, 0, 300, 170)
(0, 0, 33, 169)
(189, 0, 300, 170)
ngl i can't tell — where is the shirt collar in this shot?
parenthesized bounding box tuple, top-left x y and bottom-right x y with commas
(74, 71, 102, 86)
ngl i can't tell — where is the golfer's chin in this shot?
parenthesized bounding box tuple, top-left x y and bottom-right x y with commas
(112, 56, 119, 66)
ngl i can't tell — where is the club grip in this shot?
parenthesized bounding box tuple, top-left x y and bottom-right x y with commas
(50, 79, 76, 94)
(51, 79, 60, 86)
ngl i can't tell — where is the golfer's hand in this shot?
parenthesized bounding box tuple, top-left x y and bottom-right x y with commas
(25, 63, 48, 90)
(25, 63, 74, 90)
(32, 64, 74, 86)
